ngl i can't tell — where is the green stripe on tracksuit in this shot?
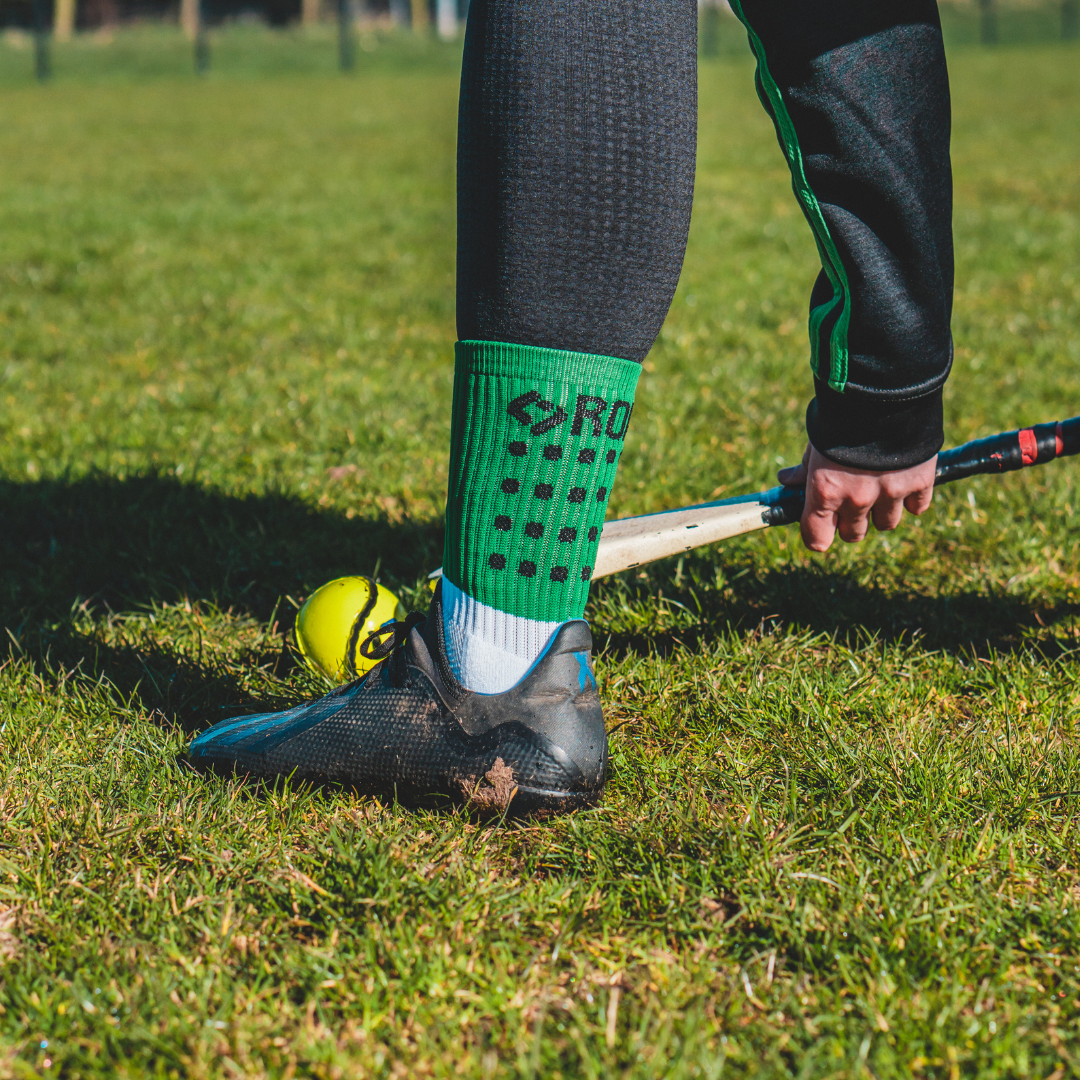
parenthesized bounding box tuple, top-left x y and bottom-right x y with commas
(729, 0, 853, 394)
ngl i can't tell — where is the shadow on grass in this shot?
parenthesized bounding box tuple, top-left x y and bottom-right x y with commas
(40, 627, 295, 734)
(2, 473, 1076, 727)
(0, 472, 443, 727)
(0, 471, 442, 624)
(592, 557, 1080, 660)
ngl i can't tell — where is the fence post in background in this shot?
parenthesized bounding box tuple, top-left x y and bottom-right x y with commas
(54, 0, 75, 42)
(979, 0, 998, 44)
(337, 0, 355, 69)
(1065, 0, 1080, 40)
(181, 0, 198, 39)
(409, 0, 428, 33)
(31, 0, 51, 81)
(194, 0, 210, 73)
(302, 0, 320, 27)
(183, 0, 211, 72)
(436, 0, 456, 38)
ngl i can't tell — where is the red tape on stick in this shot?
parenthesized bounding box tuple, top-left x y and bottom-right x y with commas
(1019, 428, 1038, 466)
(1056, 422, 1065, 456)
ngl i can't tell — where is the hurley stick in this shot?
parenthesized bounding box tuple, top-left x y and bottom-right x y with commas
(431, 415, 1080, 582)
(590, 414, 1080, 579)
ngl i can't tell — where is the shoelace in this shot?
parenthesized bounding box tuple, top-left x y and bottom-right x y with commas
(358, 610, 427, 672)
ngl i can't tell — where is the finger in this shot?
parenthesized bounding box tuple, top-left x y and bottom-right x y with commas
(777, 462, 807, 486)
(800, 474, 839, 550)
(871, 495, 905, 532)
(800, 453, 847, 550)
(836, 504, 871, 544)
(800, 507, 838, 551)
(904, 486, 934, 516)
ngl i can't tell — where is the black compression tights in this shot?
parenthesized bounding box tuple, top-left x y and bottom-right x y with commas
(455, 0, 699, 365)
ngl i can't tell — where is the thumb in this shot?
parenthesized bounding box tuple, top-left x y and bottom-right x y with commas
(777, 463, 806, 486)
(777, 445, 811, 487)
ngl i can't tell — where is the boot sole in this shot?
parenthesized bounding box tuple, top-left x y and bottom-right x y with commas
(506, 784, 603, 817)
(185, 754, 602, 818)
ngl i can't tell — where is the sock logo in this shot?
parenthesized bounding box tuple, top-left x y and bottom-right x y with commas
(509, 391, 632, 441)
(507, 391, 568, 435)
(606, 400, 633, 439)
(571, 395, 607, 436)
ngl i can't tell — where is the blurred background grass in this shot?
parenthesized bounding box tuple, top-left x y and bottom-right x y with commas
(1, 11, 1080, 1079)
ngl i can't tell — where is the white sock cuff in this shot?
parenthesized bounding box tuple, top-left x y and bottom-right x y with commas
(442, 578, 563, 695)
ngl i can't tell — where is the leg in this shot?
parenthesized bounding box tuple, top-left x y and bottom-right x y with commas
(457, 0, 697, 363)
(189, 0, 698, 815)
(445, 0, 698, 692)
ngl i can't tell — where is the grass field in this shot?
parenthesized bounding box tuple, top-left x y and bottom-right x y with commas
(2, 29, 1080, 1079)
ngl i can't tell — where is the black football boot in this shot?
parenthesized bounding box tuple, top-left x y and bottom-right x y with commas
(187, 583, 608, 816)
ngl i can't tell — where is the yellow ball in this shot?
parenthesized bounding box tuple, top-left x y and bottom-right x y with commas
(294, 576, 406, 684)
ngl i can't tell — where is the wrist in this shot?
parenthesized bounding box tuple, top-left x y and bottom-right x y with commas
(806, 379, 944, 470)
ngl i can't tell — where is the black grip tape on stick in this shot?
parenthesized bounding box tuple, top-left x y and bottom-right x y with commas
(934, 416, 1080, 484)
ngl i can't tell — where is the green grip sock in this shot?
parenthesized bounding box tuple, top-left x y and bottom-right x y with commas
(443, 340, 641, 623)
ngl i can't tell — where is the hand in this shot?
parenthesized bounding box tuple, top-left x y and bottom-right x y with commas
(777, 444, 937, 552)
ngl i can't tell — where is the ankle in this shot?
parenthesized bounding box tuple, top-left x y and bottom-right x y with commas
(442, 578, 563, 694)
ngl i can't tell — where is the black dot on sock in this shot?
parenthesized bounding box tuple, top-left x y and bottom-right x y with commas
(501, 478, 520, 495)
(494, 515, 512, 531)
(588, 526, 598, 542)
(519, 560, 537, 577)
(581, 566, 592, 581)
(508, 441, 527, 457)
(606, 449, 617, 463)
(568, 487, 586, 503)
(489, 553, 506, 570)
(550, 566, 569, 582)
(577, 448, 596, 464)
(534, 483, 553, 499)
(524, 521, 543, 538)
(558, 526, 576, 542)
(543, 444, 563, 460)
(596, 487, 608, 501)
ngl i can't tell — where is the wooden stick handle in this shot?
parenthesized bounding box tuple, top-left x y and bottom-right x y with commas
(590, 487, 800, 581)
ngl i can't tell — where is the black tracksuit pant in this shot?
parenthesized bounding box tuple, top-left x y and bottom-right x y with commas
(457, 0, 953, 470)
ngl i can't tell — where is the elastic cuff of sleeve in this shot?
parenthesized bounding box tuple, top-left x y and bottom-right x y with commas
(806, 379, 944, 470)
